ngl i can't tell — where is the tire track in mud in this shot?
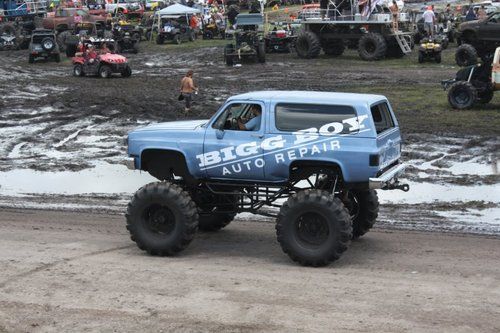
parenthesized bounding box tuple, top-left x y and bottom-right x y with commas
(0, 245, 133, 289)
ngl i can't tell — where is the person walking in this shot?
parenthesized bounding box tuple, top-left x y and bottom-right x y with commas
(180, 70, 198, 113)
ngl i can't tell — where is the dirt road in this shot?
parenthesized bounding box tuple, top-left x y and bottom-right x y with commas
(0, 208, 499, 333)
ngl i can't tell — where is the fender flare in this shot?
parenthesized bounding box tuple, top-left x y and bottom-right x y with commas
(140, 148, 195, 181)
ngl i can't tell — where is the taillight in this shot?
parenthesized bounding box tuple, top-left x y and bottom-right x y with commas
(369, 154, 379, 167)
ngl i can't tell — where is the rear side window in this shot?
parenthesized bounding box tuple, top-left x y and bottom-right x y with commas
(275, 103, 357, 133)
(370, 102, 395, 134)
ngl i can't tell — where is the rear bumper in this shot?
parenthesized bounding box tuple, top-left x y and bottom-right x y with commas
(369, 163, 409, 191)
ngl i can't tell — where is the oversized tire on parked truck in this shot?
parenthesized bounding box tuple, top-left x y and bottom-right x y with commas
(295, 31, 321, 59)
(358, 33, 387, 61)
(295, 21, 411, 61)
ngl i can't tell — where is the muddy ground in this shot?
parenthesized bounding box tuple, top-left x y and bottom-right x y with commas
(1, 209, 499, 333)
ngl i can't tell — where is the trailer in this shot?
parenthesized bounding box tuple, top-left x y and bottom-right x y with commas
(0, 0, 47, 20)
(295, 0, 413, 61)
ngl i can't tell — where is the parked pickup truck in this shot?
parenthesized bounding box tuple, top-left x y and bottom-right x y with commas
(42, 8, 108, 32)
(105, 0, 144, 17)
(455, 12, 500, 66)
(125, 91, 409, 266)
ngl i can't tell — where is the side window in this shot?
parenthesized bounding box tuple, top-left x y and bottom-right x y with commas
(275, 103, 357, 133)
(370, 102, 395, 134)
(212, 103, 262, 131)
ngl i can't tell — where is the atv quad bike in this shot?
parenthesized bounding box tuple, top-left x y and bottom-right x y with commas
(112, 21, 140, 54)
(155, 14, 195, 45)
(418, 37, 442, 64)
(442, 47, 499, 109)
(72, 44, 131, 78)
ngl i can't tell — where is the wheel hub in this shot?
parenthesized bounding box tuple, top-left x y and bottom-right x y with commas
(455, 88, 470, 104)
(145, 205, 175, 234)
(295, 212, 329, 246)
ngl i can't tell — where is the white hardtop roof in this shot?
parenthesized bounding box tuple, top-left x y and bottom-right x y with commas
(157, 3, 200, 16)
(228, 91, 387, 106)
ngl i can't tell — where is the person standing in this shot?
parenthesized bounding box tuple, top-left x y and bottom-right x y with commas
(422, 6, 435, 37)
(180, 70, 198, 113)
(477, 5, 487, 20)
(465, 6, 477, 21)
(389, 0, 399, 31)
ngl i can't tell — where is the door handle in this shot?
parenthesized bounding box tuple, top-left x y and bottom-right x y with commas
(251, 134, 264, 139)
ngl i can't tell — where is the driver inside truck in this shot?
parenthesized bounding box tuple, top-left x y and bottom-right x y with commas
(237, 105, 261, 131)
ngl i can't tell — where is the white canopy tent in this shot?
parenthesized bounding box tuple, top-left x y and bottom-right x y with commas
(156, 4, 201, 16)
(150, 3, 201, 42)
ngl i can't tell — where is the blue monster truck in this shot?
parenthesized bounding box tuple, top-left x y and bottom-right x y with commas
(125, 91, 409, 266)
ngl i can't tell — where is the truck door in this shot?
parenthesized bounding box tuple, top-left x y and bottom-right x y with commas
(483, 13, 500, 40)
(202, 101, 266, 181)
(370, 102, 401, 170)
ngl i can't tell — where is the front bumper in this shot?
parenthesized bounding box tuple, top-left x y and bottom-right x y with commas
(369, 163, 409, 191)
(125, 157, 136, 170)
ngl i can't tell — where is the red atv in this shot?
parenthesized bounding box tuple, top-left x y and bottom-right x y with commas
(72, 47, 132, 78)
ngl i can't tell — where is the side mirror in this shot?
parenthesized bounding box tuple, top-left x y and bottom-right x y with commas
(216, 129, 225, 139)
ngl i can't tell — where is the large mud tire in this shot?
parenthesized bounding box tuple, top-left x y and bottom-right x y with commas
(358, 33, 387, 61)
(57, 31, 71, 52)
(99, 65, 112, 78)
(295, 31, 321, 59)
(276, 190, 352, 267)
(156, 34, 164, 44)
(174, 34, 181, 45)
(323, 39, 345, 57)
(418, 50, 424, 63)
(65, 43, 78, 57)
(348, 190, 379, 239)
(126, 182, 199, 256)
(224, 43, 234, 66)
(0, 23, 18, 37)
(455, 44, 478, 67)
(73, 64, 84, 77)
(257, 40, 266, 63)
(41, 37, 55, 51)
(121, 65, 132, 78)
(448, 81, 477, 109)
(435, 52, 442, 63)
(198, 213, 236, 232)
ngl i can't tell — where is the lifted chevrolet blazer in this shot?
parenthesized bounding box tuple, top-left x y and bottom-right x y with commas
(125, 91, 409, 266)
